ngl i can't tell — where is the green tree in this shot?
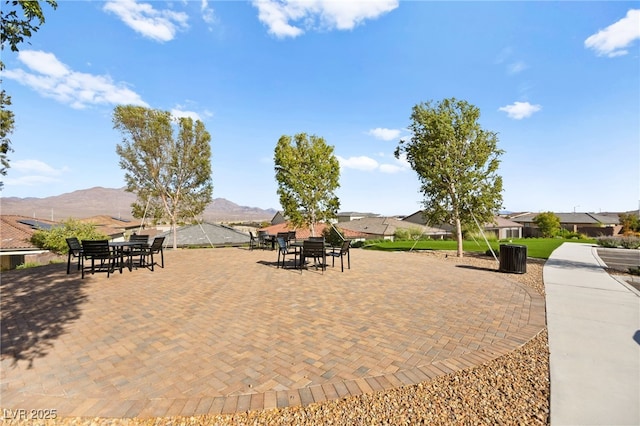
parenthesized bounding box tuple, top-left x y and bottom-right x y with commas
(395, 98, 504, 257)
(618, 212, 640, 235)
(1, 0, 57, 187)
(113, 105, 213, 249)
(274, 133, 341, 236)
(532, 211, 561, 238)
(30, 218, 107, 254)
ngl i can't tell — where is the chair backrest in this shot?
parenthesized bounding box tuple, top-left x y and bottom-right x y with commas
(303, 240, 325, 256)
(130, 234, 149, 244)
(340, 239, 352, 253)
(287, 231, 296, 241)
(81, 240, 111, 258)
(66, 237, 82, 255)
(150, 237, 165, 251)
(277, 237, 288, 251)
(257, 230, 268, 242)
(249, 231, 256, 240)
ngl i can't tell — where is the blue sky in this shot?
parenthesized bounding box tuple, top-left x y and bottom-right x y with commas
(1, 1, 639, 216)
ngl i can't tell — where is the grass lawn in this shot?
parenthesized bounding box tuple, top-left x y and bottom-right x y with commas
(362, 237, 597, 260)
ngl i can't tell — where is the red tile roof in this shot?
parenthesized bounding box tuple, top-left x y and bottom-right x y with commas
(0, 215, 58, 250)
(259, 222, 366, 240)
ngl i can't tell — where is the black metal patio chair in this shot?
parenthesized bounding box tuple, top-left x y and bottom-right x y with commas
(140, 236, 165, 271)
(276, 237, 299, 269)
(326, 239, 351, 272)
(81, 240, 120, 278)
(66, 237, 83, 274)
(301, 240, 326, 273)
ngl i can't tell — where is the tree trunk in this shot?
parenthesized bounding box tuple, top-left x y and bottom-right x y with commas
(172, 219, 178, 250)
(455, 217, 464, 258)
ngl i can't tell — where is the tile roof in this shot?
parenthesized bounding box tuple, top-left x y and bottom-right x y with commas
(0, 215, 59, 250)
(337, 217, 449, 237)
(510, 212, 619, 225)
(78, 215, 138, 229)
(259, 222, 367, 240)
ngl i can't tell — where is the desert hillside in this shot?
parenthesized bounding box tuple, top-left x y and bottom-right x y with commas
(1, 187, 276, 223)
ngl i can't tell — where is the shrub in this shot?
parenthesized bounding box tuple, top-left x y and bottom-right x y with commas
(620, 236, 640, 249)
(394, 228, 410, 241)
(465, 230, 498, 242)
(16, 262, 41, 270)
(596, 236, 620, 248)
(30, 218, 108, 254)
(322, 225, 345, 247)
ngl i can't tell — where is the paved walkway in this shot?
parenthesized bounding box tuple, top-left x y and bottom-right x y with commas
(1, 247, 545, 419)
(544, 243, 640, 426)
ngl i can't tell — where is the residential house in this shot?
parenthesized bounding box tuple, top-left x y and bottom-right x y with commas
(508, 212, 621, 237)
(0, 215, 58, 270)
(78, 215, 139, 241)
(259, 222, 366, 241)
(337, 216, 447, 240)
(403, 210, 523, 239)
(335, 211, 379, 223)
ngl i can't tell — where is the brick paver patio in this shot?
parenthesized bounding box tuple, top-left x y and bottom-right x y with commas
(0, 247, 545, 419)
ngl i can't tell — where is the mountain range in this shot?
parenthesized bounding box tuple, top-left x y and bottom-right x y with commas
(0, 187, 277, 223)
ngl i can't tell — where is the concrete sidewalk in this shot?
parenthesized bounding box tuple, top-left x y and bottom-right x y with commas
(544, 243, 640, 426)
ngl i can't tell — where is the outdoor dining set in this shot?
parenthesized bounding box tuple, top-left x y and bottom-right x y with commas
(250, 230, 352, 273)
(66, 235, 166, 278)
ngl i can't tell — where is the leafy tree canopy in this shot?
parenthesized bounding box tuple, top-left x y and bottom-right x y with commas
(30, 218, 107, 254)
(1, 0, 57, 188)
(113, 105, 213, 249)
(395, 97, 504, 257)
(274, 133, 340, 236)
(532, 211, 561, 238)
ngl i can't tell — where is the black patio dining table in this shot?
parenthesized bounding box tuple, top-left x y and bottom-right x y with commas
(109, 241, 149, 271)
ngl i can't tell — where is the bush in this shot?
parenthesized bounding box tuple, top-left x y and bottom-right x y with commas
(596, 236, 620, 248)
(465, 230, 498, 242)
(558, 229, 587, 240)
(30, 218, 108, 254)
(322, 225, 345, 247)
(620, 236, 640, 249)
(16, 262, 41, 270)
(394, 227, 424, 241)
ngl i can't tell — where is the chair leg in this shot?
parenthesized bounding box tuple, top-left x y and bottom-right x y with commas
(67, 252, 72, 274)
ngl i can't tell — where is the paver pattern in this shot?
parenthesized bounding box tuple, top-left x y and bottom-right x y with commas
(1, 247, 545, 418)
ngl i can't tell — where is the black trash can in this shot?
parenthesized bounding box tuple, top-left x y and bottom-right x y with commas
(499, 244, 527, 274)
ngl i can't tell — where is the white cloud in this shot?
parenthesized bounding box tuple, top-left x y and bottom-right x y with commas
(201, 0, 216, 26)
(3, 50, 148, 109)
(251, 0, 398, 38)
(498, 101, 542, 120)
(367, 127, 401, 141)
(585, 9, 640, 57)
(507, 61, 527, 75)
(337, 155, 379, 171)
(337, 154, 409, 173)
(104, 0, 189, 42)
(171, 108, 201, 121)
(4, 160, 69, 187)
